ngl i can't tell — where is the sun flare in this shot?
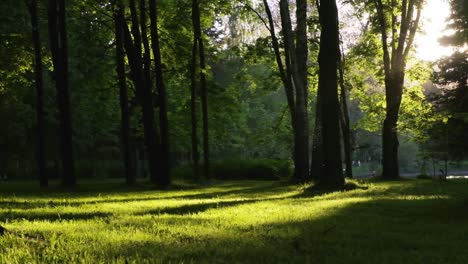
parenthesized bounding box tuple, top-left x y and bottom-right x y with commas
(414, 0, 453, 61)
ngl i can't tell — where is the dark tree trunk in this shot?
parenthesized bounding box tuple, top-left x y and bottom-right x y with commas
(278, 0, 309, 183)
(149, 0, 171, 187)
(262, 0, 295, 119)
(382, 74, 403, 179)
(29, 0, 47, 187)
(263, 0, 300, 181)
(48, 0, 75, 187)
(338, 55, 353, 178)
(316, 0, 344, 187)
(292, 0, 309, 183)
(115, 0, 135, 185)
(192, 0, 210, 179)
(310, 89, 323, 181)
(374, 0, 421, 179)
(126, 0, 161, 184)
(190, 1, 200, 181)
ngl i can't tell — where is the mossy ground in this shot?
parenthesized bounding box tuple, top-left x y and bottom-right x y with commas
(1, 178, 467, 263)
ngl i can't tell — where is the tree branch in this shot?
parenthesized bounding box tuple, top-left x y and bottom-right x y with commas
(403, 6, 421, 59)
(239, 3, 271, 33)
(396, 0, 415, 62)
(374, 0, 391, 75)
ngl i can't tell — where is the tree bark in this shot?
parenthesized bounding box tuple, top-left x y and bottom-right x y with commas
(115, 0, 135, 185)
(262, 0, 301, 181)
(292, 0, 309, 182)
(190, 0, 200, 181)
(310, 88, 323, 181)
(192, 0, 210, 179)
(126, 0, 161, 184)
(382, 73, 403, 179)
(149, 0, 171, 187)
(315, 0, 344, 187)
(338, 53, 353, 178)
(48, 0, 75, 187)
(29, 0, 47, 187)
(278, 0, 309, 182)
(374, 0, 421, 179)
(262, 0, 295, 119)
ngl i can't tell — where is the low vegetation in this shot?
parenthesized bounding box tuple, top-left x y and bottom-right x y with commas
(1, 179, 467, 263)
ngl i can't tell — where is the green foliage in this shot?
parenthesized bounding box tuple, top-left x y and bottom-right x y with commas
(398, 84, 444, 142)
(345, 28, 443, 142)
(1, 179, 468, 262)
(346, 30, 386, 132)
(439, 0, 468, 47)
(429, 0, 468, 159)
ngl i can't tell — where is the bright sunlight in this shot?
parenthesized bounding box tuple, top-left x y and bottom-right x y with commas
(415, 0, 453, 61)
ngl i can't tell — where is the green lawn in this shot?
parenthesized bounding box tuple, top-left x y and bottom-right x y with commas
(1, 179, 467, 263)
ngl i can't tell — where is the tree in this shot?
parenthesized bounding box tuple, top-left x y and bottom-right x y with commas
(48, 0, 75, 186)
(262, 0, 309, 182)
(313, 0, 344, 187)
(374, 0, 422, 179)
(114, 0, 135, 185)
(191, 0, 210, 180)
(431, 0, 468, 159)
(28, 0, 47, 187)
(190, 0, 200, 180)
(149, 0, 171, 186)
(338, 52, 353, 179)
(124, 0, 162, 186)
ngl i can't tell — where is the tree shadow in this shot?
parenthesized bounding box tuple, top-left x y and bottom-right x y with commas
(137, 199, 263, 216)
(0, 211, 111, 222)
(114, 194, 468, 263)
(0, 181, 296, 210)
(4, 180, 468, 262)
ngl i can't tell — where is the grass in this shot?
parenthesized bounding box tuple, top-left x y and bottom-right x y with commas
(1, 178, 468, 263)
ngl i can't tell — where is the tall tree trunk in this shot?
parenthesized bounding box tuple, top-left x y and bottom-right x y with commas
(29, 0, 47, 187)
(115, 0, 135, 185)
(190, 1, 200, 181)
(338, 53, 353, 178)
(374, 0, 421, 179)
(48, 0, 75, 187)
(315, 0, 344, 187)
(310, 89, 323, 181)
(259, 0, 312, 182)
(262, 0, 295, 119)
(149, 0, 171, 187)
(262, 0, 299, 181)
(292, 0, 309, 182)
(126, 0, 160, 185)
(382, 74, 403, 179)
(278, 0, 309, 182)
(192, 0, 210, 179)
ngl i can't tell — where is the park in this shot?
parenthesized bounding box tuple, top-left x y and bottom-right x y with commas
(0, 0, 467, 262)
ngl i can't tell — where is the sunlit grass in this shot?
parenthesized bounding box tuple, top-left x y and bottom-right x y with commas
(1, 179, 468, 263)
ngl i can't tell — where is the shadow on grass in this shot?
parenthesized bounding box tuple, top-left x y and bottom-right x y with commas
(105, 193, 468, 263)
(0, 181, 295, 210)
(0, 211, 111, 222)
(2, 180, 468, 263)
(292, 182, 369, 199)
(138, 199, 263, 215)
